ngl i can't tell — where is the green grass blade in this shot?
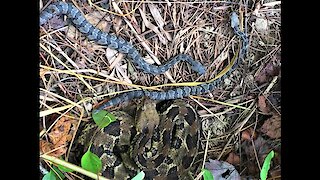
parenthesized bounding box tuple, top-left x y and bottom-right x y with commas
(260, 150, 275, 180)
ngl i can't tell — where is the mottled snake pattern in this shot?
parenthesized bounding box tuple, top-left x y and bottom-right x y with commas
(40, 2, 248, 111)
(78, 99, 200, 179)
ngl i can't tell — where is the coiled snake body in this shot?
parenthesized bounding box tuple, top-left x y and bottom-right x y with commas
(40, 2, 248, 179)
(78, 99, 199, 179)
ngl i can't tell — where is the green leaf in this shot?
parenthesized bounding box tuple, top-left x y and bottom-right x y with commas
(58, 163, 74, 173)
(202, 168, 214, 180)
(81, 148, 102, 174)
(260, 150, 275, 180)
(92, 110, 116, 128)
(52, 166, 65, 179)
(42, 170, 57, 180)
(131, 171, 145, 180)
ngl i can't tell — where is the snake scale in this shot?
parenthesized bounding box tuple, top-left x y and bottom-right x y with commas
(39, 2, 248, 112)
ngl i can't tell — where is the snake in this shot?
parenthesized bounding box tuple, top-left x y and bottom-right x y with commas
(39, 2, 248, 112)
(40, 2, 206, 75)
(77, 98, 199, 179)
(94, 12, 248, 111)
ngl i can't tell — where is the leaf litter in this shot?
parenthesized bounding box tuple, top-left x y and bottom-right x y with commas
(40, 0, 281, 179)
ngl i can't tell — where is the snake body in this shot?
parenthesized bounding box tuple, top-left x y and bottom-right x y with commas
(95, 12, 248, 111)
(78, 99, 199, 179)
(40, 2, 206, 75)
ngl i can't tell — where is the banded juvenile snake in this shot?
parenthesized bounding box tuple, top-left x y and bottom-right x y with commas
(39, 2, 248, 112)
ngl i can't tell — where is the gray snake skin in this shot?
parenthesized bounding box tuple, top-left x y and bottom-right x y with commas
(40, 2, 206, 75)
(40, 2, 249, 112)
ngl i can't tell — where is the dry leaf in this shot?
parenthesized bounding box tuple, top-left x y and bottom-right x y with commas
(255, 17, 268, 33)
(243, 136, 270, 163)
(40, 140, 54, 154)
(242, 136, 271, 175)
(143, 55, 156, 64)
(148, 4, 172, 41)
(255, 56, 280, 84)
(258, 95, 271, 113)
(113, 16, 123, 33)
(44, 16, 66, 30)
(106, 48, 119, 65)
(138, 8, 167, 44)
(40, 114, 77, 157)
(226, 152, 240, 165)
(260, 113, 281, 139)
(40, 140, 67, 157)
(241, 128, 257, 141)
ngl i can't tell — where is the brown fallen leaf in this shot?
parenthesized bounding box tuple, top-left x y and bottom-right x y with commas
(255, 55, 280, 85)
(260, 113, 281, 139)
(242, 136, 271, 175)
(40, 114, 77, 157)
(40, 139, 67, 157)
(258, 95, 271, 113)
(40, 140, 54, 154)
(42, 15, 66, 30)
(148, 3, 172, 42)
(226, 152, 240, 165)
(49, 117, 69, 144)
(241, 127, 257, 141)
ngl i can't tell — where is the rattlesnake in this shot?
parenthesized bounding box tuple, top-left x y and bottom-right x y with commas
(77, 99, 200, 179)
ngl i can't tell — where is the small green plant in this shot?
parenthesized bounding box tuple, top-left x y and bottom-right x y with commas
(260, 150, 275, 180)
(202, 168, 214, 180)
(58, 163, 74, 173)
(78, 110, 116, 175)
(81, 145, 103, 174)
(42, 110, 116, 180)
(42, 170, 57, 180)
(92, 109, 116, 128)
(42, 165, 65, 180)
